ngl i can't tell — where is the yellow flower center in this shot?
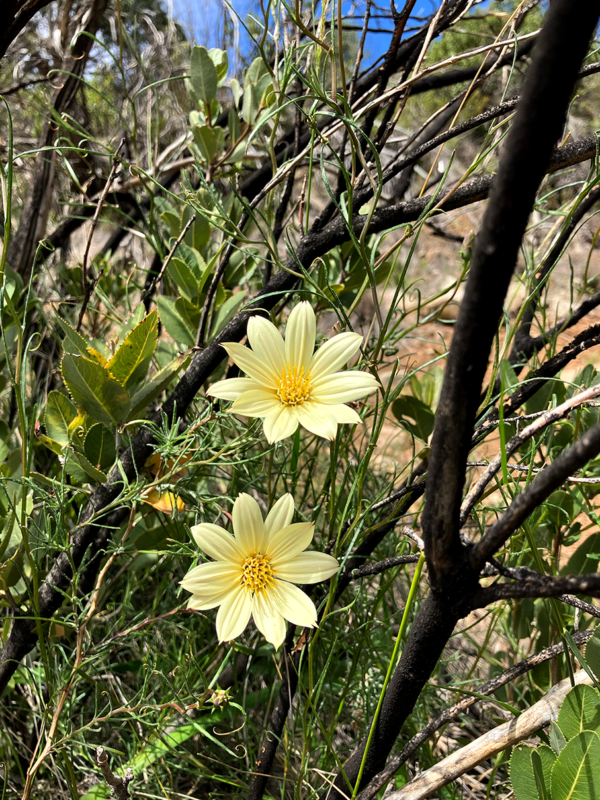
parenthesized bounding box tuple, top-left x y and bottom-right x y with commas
(277, 363, 312, 406)
(241, 553, 275, 595)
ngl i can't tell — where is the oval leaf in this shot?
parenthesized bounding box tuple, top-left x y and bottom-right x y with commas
(190, 45, 217, 105)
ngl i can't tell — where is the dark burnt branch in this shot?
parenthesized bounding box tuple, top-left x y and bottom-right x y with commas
(420, 0, 599, 591)
(471, 421, 600, 572)
(1, 1, 55, 61)
(240, 0, 471, 203)
(349, 555, 421, 580)
(474, 573, 600, 604)
(0, 76, 48, 95)
(322, 3, 600, 797)
(1, 133, 598, 701)
(1, 26, 599, 699)
(358, 629, 595, 800)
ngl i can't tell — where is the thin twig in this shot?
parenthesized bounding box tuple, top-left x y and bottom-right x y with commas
(141, 216, 194, 306)
(77, 139, 126, 332)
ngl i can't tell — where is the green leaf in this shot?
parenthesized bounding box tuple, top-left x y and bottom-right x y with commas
(550, 719, 568, 754)
(56, 316, 90, 358)
(510, 744, 539, 800)
(168, 257, 201, 303)
(71, 450, 107, 484)
(557, 684, 600, 740)
(562, 533, 600, 576)
(190, 45, 217, 105)
(210, 291, 246, 339)
(106, 310, 158, 389)
(44, 391, 77, 446)
(128, 355, 188, 419)
(551, 730, 600, 800)
(61, 355, 131, 426)
(585, 626, 600, 681)
(392, 396, 435, 442)
(156, 297, 197, 348)
(192, 124, 217, 162)
(37, 433, 65, 457)
(84, 424, 116, 472)
(532, 746, 555, 800)
(209, 47, 228, 83)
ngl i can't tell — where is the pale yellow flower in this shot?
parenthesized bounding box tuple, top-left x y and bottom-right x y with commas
(207, 301, 379, 443)
(181, 493, 339, 648)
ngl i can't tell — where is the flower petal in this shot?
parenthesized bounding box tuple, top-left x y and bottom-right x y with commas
(309, 332, 363, 379)
(187, 590, 230, 610)
(275, 552, 340, 584)
(252, 592, 287, 649)
(264, 494, 295, 543)
(285, 302, 315, 371)
(247, 316, 286, 377)
(216, 587, 253, 642)
(263, 405, 299, 443)
(329, 403, 363, 425)
(190, 523, 244, 564)
(207, 377, 259, 401)
(232, 493, 266, 554)
(296, 402, 338, 440)
(180, 561, 240, 595)
(231, 389, 280, 417)
(269, 522, 314, 565)
(271, 581, 317, 628)
(311, 372, 379, 404)
(222, 342, 278, 388)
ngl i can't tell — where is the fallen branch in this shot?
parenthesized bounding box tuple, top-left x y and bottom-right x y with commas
(386, 670, 592, 800)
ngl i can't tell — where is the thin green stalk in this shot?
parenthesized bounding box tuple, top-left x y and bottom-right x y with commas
(351, 553, 426, 798)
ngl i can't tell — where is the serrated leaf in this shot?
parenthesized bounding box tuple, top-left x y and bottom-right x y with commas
(129, 355, 188, 419)
(37, 433, 66, 456)
(86, 347, 107, 366)
(56, 316, 90, 357)
(106, 310, 158, 389)
(557, 684, 600, 740)
(84, 424, 116, 471)
(532, 745, 555, 800)
(550, 719, 567, 754)
(551, 730, 600, 800)
(44, 391, 77, 446)
(62, 355, 131, 426)
(190, 45, 217, 105)
(71, 450, 107, 483)
(510, 744, 539, 800)
(392, 396, 435, 442)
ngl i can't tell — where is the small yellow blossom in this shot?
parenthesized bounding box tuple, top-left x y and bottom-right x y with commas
(181, 493, 339, 648)
(207, 301, 379, 443)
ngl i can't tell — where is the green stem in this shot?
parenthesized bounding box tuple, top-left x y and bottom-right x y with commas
(351, 552, 426, 798)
